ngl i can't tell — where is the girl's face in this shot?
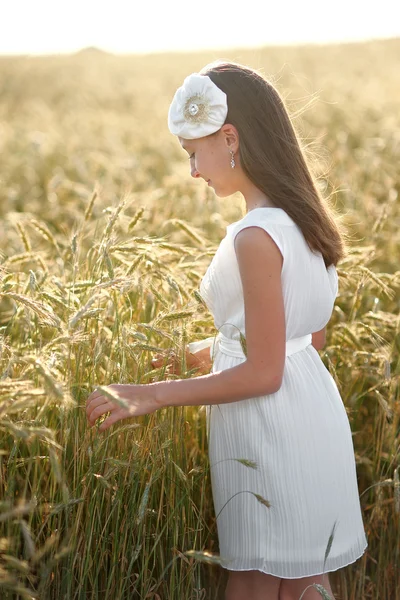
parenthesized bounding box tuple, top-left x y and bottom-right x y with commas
(178, 131, 239, 198)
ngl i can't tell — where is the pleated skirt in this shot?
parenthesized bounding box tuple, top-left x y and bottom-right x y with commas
(206, 343, 368, 578)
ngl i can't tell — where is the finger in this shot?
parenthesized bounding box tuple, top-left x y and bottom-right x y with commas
(98, 411, 123, 432)
(151, 358, 164, 367)
(151, 359, 173, 371)
(86, 394, 111, 418)
(87, 401, 115, 426)
(86, 388, 104, 406)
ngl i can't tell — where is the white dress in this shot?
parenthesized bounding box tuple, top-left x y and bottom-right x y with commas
(188, 207, 368, 579)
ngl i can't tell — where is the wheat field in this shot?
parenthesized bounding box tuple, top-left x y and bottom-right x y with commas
(0, 38, 399, 599)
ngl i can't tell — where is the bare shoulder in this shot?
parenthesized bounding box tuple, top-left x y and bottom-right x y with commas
(233, 225, 283, 270)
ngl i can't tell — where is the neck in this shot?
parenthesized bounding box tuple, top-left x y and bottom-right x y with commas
(240, 183, 276, 212)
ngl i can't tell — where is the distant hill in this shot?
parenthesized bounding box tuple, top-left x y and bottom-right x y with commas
(75, 46, 111, 55)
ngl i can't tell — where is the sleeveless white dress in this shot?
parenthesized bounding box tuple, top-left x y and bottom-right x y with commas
(188, 207, 368, 578)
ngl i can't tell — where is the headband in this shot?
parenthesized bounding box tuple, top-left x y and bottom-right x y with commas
(167, 73, 228, 139)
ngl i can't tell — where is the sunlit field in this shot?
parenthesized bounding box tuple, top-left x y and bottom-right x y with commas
(0, 37, 399, 599)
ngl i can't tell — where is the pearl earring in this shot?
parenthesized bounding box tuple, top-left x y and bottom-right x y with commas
(230, 150, 235, 169)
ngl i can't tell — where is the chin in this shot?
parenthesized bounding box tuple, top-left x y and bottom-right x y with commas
(209, 180, 236, 198)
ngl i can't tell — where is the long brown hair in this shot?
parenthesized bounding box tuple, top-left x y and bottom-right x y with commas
(200, 60, 348, 268)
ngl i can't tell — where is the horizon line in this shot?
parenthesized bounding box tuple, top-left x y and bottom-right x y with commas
(0, 34, 399, 59)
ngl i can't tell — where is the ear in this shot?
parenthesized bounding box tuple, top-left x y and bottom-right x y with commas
(221, 124, 239, 153)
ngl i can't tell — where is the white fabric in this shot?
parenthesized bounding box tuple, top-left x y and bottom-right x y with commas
(168, 73, 228, 139)
(188, 336, 216, 355)
(195, 207, 368, 578)
(189, 332, 313, 360)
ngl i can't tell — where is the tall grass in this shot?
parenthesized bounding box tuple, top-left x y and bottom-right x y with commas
(0, 38, 399, 599)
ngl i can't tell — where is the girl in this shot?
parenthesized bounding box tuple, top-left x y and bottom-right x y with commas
(86, 61, 368, 600)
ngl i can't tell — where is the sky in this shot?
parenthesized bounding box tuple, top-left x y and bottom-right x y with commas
(1, 0, 399, 55)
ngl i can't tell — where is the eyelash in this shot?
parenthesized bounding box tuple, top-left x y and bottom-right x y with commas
(188, 153, 195, 160)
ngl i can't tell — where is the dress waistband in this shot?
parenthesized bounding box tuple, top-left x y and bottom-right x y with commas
(213, 332, 312, 359)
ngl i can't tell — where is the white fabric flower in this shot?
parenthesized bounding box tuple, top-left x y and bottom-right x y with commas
(168, 73, 228, 139)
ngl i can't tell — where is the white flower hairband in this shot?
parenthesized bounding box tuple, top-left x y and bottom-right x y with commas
(168, 73, 228, 139)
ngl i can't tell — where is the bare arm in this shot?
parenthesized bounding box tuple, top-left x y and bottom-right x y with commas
(153, 226, 285, 408)
(312, 326, 326, 351)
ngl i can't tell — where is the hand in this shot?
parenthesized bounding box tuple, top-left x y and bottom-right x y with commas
(86, 383, 159, 432)
(151, 346, 211, 376)
(151, 349, 182, 375)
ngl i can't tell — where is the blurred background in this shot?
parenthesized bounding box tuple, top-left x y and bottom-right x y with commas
(0, 2, 399, 600)
(1, 0, 400, 55)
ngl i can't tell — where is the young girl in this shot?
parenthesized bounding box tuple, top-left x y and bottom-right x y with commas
(86, 61, 368, 600)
